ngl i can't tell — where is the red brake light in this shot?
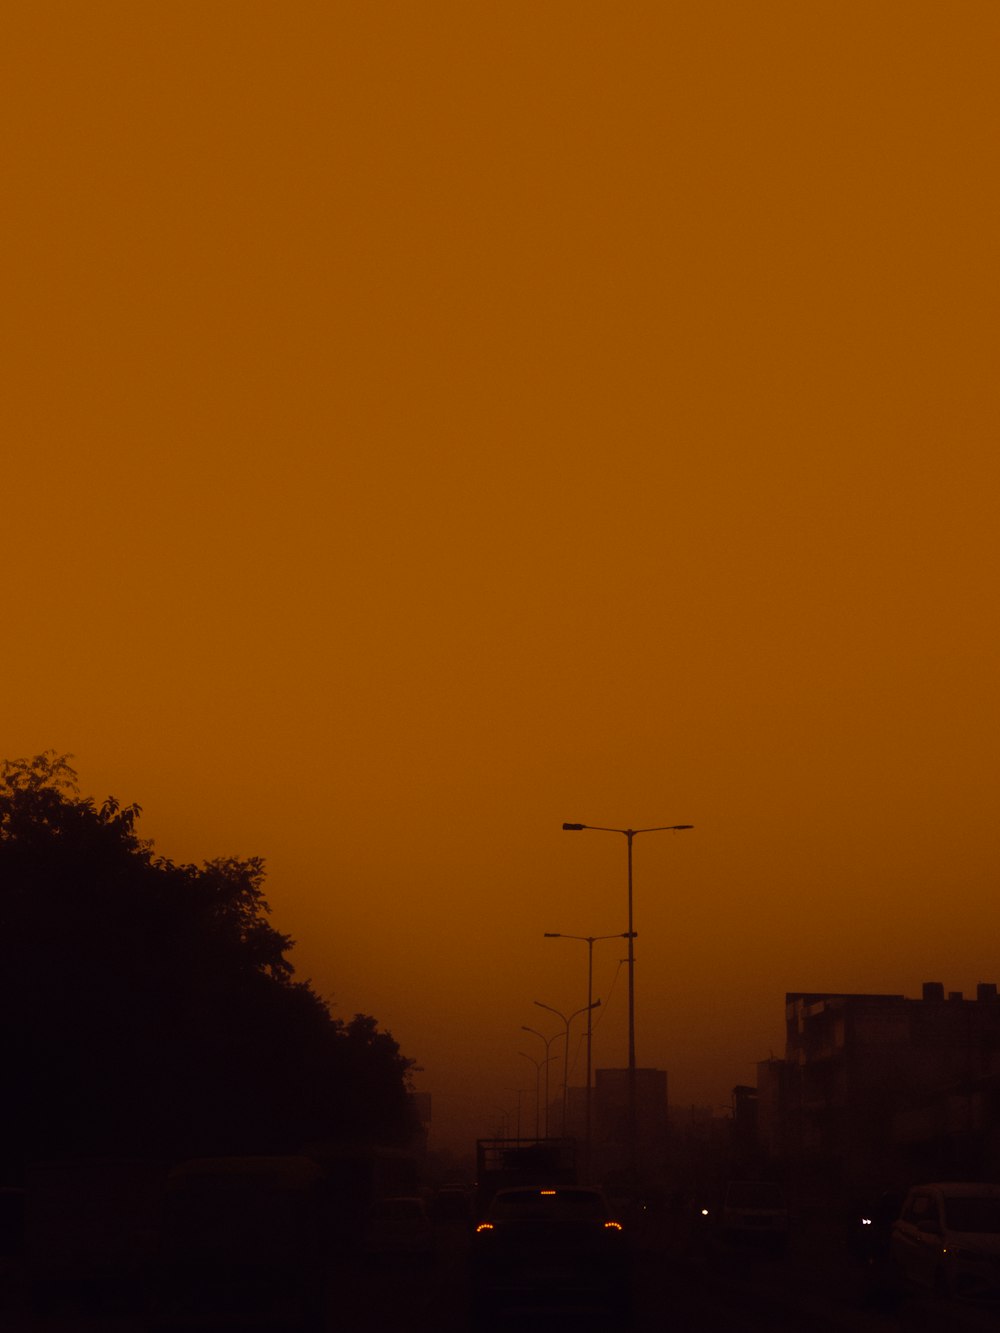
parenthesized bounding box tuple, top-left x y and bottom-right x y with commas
(604, 1220, 623, 1231)
(475, 1222, 494, 1232)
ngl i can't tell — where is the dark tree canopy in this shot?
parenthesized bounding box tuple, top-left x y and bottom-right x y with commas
(0, 753, 417, 1176)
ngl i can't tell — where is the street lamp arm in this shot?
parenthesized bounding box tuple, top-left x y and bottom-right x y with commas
(521, 1023, 563, 1044)
(544, 931, 635, 943)
(563, 822, 694, 836)
(632, 824, 694, 834)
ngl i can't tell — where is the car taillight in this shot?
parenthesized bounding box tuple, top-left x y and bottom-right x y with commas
(604, 1221, 623, 1231)
(475, 1222, 494, 1233)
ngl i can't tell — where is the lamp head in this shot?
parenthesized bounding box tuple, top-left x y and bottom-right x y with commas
(562, 823, 586, 830)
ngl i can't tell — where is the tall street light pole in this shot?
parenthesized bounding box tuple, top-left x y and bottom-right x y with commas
(534, 999, 601, 1137)
(562, 822, 692, 1178)
(543, 931, 635, 1175)
(521, 1026, 564, 1136)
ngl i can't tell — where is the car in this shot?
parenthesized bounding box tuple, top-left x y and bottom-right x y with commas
(363, 1195, 434, 1260)
(470, 1185, 629, 1322)
(699, 1180, 790, 1257)
(890, 1182, 1000, 1300)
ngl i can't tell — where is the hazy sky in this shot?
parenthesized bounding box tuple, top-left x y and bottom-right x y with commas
(6, 2, 999, 1151)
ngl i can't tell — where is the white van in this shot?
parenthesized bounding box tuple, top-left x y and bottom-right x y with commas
(891, 1182, 1000, 1299)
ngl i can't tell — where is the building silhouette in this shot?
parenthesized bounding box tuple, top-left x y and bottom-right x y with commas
(758, 983, 1000, 1203)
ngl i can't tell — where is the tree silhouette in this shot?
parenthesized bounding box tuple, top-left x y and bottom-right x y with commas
(0, 753, 416, 1177)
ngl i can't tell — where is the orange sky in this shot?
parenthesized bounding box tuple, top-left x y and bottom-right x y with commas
(6, 2, 1000, 1152)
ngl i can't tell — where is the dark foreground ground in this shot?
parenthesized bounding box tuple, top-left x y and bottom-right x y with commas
(4, 1208, 998, 1333)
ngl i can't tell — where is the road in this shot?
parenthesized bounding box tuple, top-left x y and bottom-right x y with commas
(4, 1213, 998, 1331)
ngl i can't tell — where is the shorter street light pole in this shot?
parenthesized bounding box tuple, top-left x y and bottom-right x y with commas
(534, 999, 601, 1138)
(521, 1026, 564, 1137)
(543, 931, 635, 1174)
(518, 1050, 552, 1139)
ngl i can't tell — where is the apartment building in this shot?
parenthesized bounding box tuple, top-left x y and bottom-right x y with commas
(758, 983, 1000, 1198)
